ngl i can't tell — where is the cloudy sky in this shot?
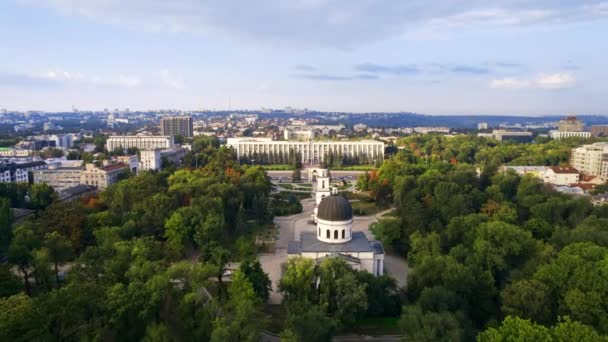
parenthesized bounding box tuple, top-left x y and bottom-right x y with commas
(1, 0, 607, 115)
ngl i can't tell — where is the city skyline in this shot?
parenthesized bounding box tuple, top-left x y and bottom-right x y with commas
(1, 1, 608, 115)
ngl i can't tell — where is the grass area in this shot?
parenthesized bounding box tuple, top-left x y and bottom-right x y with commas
(278, 183, 295, 190)
(295, 183, 312, 188)
(351, 200, 386, 216)
(345, 317, 401, 335)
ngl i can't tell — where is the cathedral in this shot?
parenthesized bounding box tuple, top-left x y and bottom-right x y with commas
(287, 169, 385, 276)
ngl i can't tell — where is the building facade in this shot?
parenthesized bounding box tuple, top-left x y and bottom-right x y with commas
(591, 125, 608, 137)
(549, 131, 591, 140)
(558, 116, 584, 132)
(80, 163, 129, 190)
(492, 130, 534, 142)
(227, 137, 385, 164)
(570, 143, 608, 177)
(106, 135, 174, 151)
(33, 166, 84, 192)
(116, 155, 139, 174)
(139, 147, 186, 171)
(160, 116, 194, 138)
(543, 166, 580, 186)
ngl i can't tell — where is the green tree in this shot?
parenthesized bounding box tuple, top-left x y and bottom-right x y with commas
(239, 259, 271, 301)
(400, 306, 464, 342)
(0, 197, 12, 252)
(477, 316, 551, 342)
(0, 264, 22, 298)
(211, 270, 264, 342)
(282, 301, 334, 342)
(7, 224, 40, 295)
(0, 293, 45, 341)
(28, 183, 57, 210)
(44, 232, 73, 284)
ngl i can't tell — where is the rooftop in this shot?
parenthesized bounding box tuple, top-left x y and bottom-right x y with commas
(288, 231, 383, 254)
(100, 162, 128, 172)
(549, 166, 579, 174)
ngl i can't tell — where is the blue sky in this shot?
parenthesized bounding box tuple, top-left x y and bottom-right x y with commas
(1, 0, 607, 115)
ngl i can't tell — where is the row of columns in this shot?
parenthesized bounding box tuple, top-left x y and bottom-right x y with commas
(235, 142, 384, 162)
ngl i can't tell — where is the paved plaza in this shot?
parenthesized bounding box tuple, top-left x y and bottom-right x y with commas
(259, 198, 410, 304)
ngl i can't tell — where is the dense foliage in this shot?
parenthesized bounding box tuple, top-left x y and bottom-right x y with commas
(365, 135, 608, 340)
(0, 143, 273, 341)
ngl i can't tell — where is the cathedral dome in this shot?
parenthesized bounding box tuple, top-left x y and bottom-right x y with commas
(317, 194, 353, 221)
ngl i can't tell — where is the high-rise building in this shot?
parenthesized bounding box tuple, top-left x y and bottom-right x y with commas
(558, 116, 584, 132)
(161, 116, 194, 138)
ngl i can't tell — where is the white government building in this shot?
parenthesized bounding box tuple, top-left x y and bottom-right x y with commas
(106, 135, 174, 151)
(288, 169, 385, 276)
(226, 137, 385, 164)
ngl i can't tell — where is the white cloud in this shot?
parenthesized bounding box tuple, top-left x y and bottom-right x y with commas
(490, 77, 532, 90)
(490, 72, 575, 90)
(160, 69, 185, 90)
(29, 68, 142, 88)
(21, 0, 608, 47)
(536, 72, 575, 89)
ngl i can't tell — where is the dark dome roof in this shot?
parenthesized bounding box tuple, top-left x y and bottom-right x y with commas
(317, 194, 353, 221)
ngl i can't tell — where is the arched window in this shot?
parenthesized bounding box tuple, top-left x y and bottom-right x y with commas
(334, 230, 338, 239)
(322, 180, 325, 189)
(326, 230, 330, 239)
(342, 229, 345, 239)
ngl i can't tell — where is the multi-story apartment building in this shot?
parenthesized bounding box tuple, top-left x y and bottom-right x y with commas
(570, 143, 608, 177)
(80, 163, 129, 190)
(227, 137, 385, 164)
(139, 147, 186, 170)
(106, 135, 174, 151)
(160, 116, 193, 138)
(0, 161, 47, 183)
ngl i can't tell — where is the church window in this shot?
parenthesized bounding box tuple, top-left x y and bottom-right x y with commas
(342, 229, 345, 239)
(334, 230, 338, 239)
(322, 180, 325, 188)
(326, 230, 330, 239)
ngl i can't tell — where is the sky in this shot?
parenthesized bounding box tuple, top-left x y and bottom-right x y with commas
(1, 0, 607, 115)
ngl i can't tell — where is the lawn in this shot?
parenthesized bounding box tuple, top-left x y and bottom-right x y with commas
(351, 200, 386, 216)
(345, 316, 401, 335)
